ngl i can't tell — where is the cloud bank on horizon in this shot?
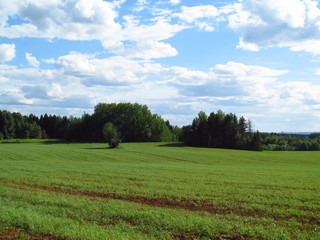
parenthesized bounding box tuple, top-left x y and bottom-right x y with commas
(0, 0, 320, 132)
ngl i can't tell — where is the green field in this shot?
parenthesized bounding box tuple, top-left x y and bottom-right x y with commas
(0, 142, 319, 239)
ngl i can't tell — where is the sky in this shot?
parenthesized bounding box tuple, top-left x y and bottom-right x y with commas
(0, 0, 320, 132)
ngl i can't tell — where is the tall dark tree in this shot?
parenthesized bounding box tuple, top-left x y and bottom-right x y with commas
(0, 110, 15, 139)
(182, 110, 263, 151)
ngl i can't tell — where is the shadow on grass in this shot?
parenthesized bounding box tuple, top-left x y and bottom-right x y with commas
(1, 139, 66, 144)
(83, 147, 109, 150)
(158, 142, 185, 148)
(83, 145, 124, 150)
(41, 140, 68, 144)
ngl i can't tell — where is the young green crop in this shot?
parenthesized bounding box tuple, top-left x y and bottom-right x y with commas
(0, 142, 319, 239)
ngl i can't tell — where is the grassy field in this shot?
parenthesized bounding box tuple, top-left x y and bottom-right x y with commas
(0, 142, 319, 239)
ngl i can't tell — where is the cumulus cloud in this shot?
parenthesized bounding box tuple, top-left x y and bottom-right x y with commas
(47, 83, 64, 99)
(0, 44, 16, 62)
(227, 0, 320, 55)
(118, 15, 186, 58)
(173, 61, 287, 99)
(103, 13, 186, 59)
(124, 40, 178, 59)
(21, 85, 48, 99)
(134, 0, 149, 12)
(169, 0, 180, 5)
(0, 0, 21, 26)
(280, 82, 320, 105)
(0, 0, 122, 49)
(0, 0, 189, 59)
(53, 52, 154, 85)
(0, 1, 225, 59)
(174, 5, 219, 31)
(25, 52, 40, 68)
(237, 37, 259, 51)
(176, 5, 219, 23)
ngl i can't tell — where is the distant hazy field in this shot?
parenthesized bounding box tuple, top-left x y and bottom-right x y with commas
(0, 142, 319, 239)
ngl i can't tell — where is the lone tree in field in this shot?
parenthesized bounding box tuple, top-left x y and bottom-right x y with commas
(102, 122, 121, 148)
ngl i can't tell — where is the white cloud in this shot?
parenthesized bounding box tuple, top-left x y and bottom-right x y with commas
(122, 15, 186, 43)
(53, 52, 155, 85)
(0, 88, 34, 105)
(166, 66, 211, 85)
(111, 15, 186, 58)
(47, 83, 64, 99)
(316, 69, 320, 75)
(227, 0, 320, 55)
(124, 40, 178, 59)
(55, 52, 96, 75)
(25, 52, 40, 68)
(248, 0, 307, 28)
(212, 61, 287, 80)
(237, 37, 259, 51)
(174, 5, 219, 31)
(0, 44, 16, 62)
(176, 5, 219, 23)
(0, 0, 122, 50)
(174, 61, 288, 99)
(195, 22, 215, 32)
(226, 3, 266, 29)
(0, 1, 230, 60)
(169, 0, 180, 5)
(0, 0, 21, 26)
(289, 40, 320, 55)
(134, 0, 149, 11)
(0, 0, 189, 59)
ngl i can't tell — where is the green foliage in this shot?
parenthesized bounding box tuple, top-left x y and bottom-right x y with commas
(0, 110, 44, 140)
(102, 122, 121, 148)
(0, 103, 180, 143)
(0, 142, 319, 239)
(93, 103, 175, 142)
(182, 110, 262, 150)
(261, 133, 320, 151)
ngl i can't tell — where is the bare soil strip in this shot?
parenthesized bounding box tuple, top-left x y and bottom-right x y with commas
(172, 231, 247, 240)
(0, 229, 58, 240)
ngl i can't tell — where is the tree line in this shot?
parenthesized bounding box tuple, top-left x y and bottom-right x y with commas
(180, 110, 320, 151)
(181, 110, 262, 150)
(0, 103, 178, 142)
(261, 133, 320, 151)
(1, 105, 319, 151)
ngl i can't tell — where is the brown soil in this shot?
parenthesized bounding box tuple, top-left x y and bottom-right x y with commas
(173, 231, 250, 240)
(0, 229, 57, 240)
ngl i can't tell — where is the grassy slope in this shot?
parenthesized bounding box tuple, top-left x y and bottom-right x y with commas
(0, 142, 319, 239)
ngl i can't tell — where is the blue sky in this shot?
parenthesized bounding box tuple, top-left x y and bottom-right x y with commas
(0, 0, 320, 132)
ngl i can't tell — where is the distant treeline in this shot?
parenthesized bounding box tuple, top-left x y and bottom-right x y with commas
(181, 111, 262, 151)
(1, 104, 319, 151)
(0, 103, 180, 142)
(181, 110, 320, 151)
(261, 133, 320, 151)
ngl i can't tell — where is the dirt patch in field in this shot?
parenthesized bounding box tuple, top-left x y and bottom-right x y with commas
(0, 229, 58, 240)
(172, 231, 249, 240)
(0, 230, 17, 240)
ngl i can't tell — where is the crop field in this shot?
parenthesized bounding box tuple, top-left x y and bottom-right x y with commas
(0, 142, 319, 239)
